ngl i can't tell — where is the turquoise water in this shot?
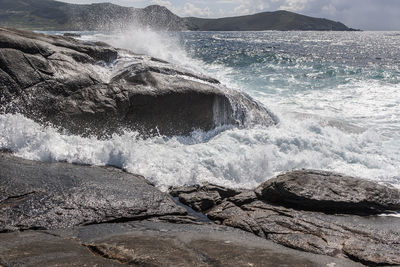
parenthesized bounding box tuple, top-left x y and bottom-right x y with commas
(181, 31, 400, 137)
(1, 30, 399, 189)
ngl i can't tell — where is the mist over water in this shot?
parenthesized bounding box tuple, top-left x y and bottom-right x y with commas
(2, 29, 400, 190)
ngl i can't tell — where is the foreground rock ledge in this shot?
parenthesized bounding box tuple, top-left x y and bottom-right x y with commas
(0, 152, 192, 232)
(0, 27, 277, 136)
(1, 151, 399, 265)
(0, 152, 361, 266)
(0, 221, 361, 267)
(171, 170, 400, 266)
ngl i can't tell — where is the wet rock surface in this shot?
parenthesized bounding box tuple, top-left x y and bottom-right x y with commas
(1, 151, 399, 266)
(255, 169, 400, 215)
(0, 221, 362, 267)
(0, 27, 277, 137)
(1, 27, 399, 267)
(171, 170, 400, 266)
(0, 152, 189, 232)
(170, 183, 243, 212)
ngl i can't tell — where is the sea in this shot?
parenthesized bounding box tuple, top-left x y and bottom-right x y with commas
(1, 29, 399, 191)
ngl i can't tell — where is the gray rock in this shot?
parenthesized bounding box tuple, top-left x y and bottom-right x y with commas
(174, 170, 400, 265)
(207, 200, 400, 266)
(0, 27, 277, 137)
(0, 231, 122, 266)
(0, 152, 188, 232)
(170, 183, 243, 212)
(255, 169, 400, 215)
(63, 33, 82, 38)
(0, 221, 362, 267)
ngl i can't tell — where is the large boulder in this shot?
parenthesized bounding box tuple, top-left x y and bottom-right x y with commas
(0, 27, 277, 137)
(255, 169, 400, 215)
(0, 152, 190, 232)
(170, 170, 400, 266)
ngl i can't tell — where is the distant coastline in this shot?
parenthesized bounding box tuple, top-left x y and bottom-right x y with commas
(0, 0, 358, 31)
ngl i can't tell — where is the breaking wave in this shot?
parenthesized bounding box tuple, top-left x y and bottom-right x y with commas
(1, 112, 398, 191)
(2, 30, 400, 190)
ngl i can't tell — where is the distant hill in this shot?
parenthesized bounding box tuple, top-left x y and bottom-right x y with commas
(0, 0, 188, 30)
(0, 0, 357, 31)
(185, 10, 354, 31)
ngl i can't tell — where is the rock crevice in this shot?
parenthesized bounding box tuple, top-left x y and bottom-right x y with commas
(170, 170, 400, 266)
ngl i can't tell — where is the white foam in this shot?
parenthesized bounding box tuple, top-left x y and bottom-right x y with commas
(1, 113, 398, 191)
(1, 30, 399, 191)
(379, 212, 400, 218)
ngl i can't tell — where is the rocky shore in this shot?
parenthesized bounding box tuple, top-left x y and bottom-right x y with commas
(1, 152, 399, 266)
(1, 28, 400, 266)
(171, 171, 400, 266)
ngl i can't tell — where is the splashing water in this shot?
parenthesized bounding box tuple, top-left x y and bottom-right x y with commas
(1, 112, 398, 191)
(2, 30, 400, 190)
(80, 27, 205, 73)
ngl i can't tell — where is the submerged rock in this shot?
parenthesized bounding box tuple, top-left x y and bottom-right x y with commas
(0, 152, 190, 232)
(0, 27, 277, 137)
(63, 32, 82, 38)
(0, 221, 361, 267)
(171, 170, 400, 266)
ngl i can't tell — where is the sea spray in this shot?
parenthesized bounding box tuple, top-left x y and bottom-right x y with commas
(86, 26, 204, 73)
(1, 30, 399, 190)
(1, 113, 398, 191)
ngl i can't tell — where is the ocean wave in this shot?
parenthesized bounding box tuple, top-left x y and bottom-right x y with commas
(1, 113, 398, 191)
(1, 30, 399, 191)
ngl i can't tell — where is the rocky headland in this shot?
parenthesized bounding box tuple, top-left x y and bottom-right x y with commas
(0, 0, 357, 31)
(0, 28, 399, 266)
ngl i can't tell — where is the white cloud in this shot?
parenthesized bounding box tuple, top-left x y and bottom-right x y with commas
(60, 0, 145, 5)
(321, 3, 337, 16)
(151, 0, 173, 8)
(278, 0, 311, 12)
(58, 0, 400, 30)
(225, 0, 269, 16)
(183, 3, 213, 17)
(233, 5, 249, 15)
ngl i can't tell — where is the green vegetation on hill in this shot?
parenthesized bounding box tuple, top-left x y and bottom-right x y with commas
(0, 0, 71, 30)
(185, 10, 353, 31)
(0, 0, 356, 31)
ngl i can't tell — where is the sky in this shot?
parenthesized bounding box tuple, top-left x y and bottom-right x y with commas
(59, 0, 400, 30)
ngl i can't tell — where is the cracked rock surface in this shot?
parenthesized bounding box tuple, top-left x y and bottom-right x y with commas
(170, 170, 400, 266)
(0, 152, 190, 232)
(255, 169, 400, 215)
(0, 221, 362, 267)
(0, 27, 277, 137)
(1, 151, 399, 266)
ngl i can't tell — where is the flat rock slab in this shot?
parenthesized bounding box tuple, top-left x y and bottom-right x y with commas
(0, 152, 188, 232)
(0, 230, 122, 267)
(255, 169, 400, 214)
(0, 222, 362, 267)
(171, 170, 400, 266)
(208, 200, 400, 266)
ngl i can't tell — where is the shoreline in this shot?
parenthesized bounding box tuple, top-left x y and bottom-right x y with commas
(0, 27, 399, 266)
